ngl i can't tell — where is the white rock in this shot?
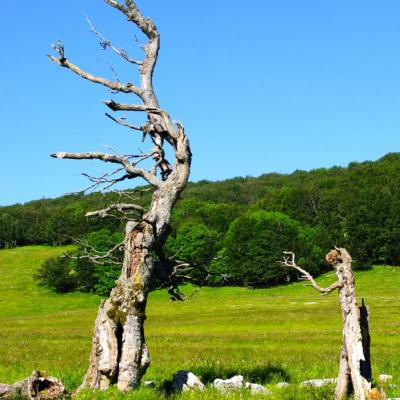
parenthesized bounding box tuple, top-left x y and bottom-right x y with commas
(171, 371, 205, 391)
(276, 382, 290, 388)
(144, 380, 155, 388)
(379, 374, 393, 382)
(213, 375, 244, 391)
(245, 382, 270, 395)
(301, 378, 336, 388)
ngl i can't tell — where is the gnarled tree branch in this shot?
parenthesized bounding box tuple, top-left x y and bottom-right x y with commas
(65, 240, 124, 265)
(51, 151, 161, 187)
(86, 203, 145, 218)
(84, 13, 142, 65)
(105, 112, 153, 133)
(48, 52, 142, 96)
(105, 0, 159, 91)
(281, 251, 343, 295)
(103, 100, 160, 113)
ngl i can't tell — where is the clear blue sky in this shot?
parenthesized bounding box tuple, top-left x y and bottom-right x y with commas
(1, 1, 400, 206)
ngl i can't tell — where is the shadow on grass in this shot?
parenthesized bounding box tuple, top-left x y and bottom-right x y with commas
(191, 364, 291, 384)
(158, 365, 290, 396)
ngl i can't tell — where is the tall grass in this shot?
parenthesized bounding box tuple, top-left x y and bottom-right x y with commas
(0, 246, 398, 399)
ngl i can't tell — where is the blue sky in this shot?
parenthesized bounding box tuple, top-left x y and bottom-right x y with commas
(1, 1, 400, 205)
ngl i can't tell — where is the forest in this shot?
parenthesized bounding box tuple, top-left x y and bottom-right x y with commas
(1, 152, 399, 293)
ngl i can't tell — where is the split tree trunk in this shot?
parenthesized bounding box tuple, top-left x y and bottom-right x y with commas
(79, 220, 154, 391)
(79, 93, 191, 391)
(80, 181, 189, 391)
(333, 249, 372, 400)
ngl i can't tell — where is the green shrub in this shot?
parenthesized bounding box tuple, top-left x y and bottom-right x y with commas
(210, 211, 324, 287)
(34, 256, 78, 293)
(34, 229, 123, 295)
(165, 222, 221, 266)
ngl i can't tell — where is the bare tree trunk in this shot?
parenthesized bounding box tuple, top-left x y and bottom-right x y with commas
(282, 248, 373, 400)
(333, 249, 371, 400)
(335, 342, 350, 399)
(80, 184, 189, 391)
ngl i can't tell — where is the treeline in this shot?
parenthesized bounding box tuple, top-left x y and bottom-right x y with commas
(0, 193, 135, 247)
(2, 153, 400, 290)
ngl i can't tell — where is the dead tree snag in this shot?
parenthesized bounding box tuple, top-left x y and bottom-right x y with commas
(282, 248, 373, 400)
(48, 0, 191, 391)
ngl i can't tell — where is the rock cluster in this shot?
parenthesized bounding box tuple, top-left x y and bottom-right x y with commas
(213, 375, 270, 395)
(171, 371, 205, 391)
(170, 372, 270, 395)
(165, 370, 397, 398)
(379, 374, 393, 383)
(300, 378, 336, 388)
(276, 381, 290, 388)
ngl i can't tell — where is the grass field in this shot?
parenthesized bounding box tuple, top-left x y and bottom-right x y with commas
(0, 246, 399, 399)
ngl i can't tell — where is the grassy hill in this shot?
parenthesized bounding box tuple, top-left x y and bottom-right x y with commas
(0, 246, 399, 399)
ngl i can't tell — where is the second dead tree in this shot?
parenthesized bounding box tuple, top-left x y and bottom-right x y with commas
(282, 248, 373, 400)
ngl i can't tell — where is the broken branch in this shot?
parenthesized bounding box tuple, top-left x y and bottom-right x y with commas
(86, 203, 145, 218)
(84, 13, 142, 65)
(51, 151, 161, 187)
(281, 251, 343, 295)
(48, 49, 142, 96)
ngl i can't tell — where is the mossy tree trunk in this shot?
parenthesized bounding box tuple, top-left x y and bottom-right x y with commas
(80, 183, 189, 391)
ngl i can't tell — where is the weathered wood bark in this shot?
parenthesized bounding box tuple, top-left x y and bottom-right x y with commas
(282, 248, 373, 400)
(0, 371, 66, 400)
(80, 180, 190, 391)
(49, 0, 192, 392)
(333, 249, 371, 400)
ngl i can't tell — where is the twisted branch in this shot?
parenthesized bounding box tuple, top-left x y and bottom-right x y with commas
(105, 112, 153, 133)
(48, 44, 142, 96)
(86, 203, 145, 218)
(281, 251, 343, 295)
(51, 151, 161, 187)
(84, 13, 142, 65)
(49, 0, 190, 196)
(64, 240, 124, 265)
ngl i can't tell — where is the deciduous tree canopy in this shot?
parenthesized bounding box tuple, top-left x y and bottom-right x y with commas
(27, 153, 400, 292)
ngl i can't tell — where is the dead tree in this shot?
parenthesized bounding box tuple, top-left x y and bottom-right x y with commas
(281, 248, 373, 400)
(48, 0, 191, 391)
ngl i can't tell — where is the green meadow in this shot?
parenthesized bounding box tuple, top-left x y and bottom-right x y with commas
(0, 246, 399, 399)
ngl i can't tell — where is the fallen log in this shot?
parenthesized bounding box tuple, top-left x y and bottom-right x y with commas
(0, 371, 67, 399)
